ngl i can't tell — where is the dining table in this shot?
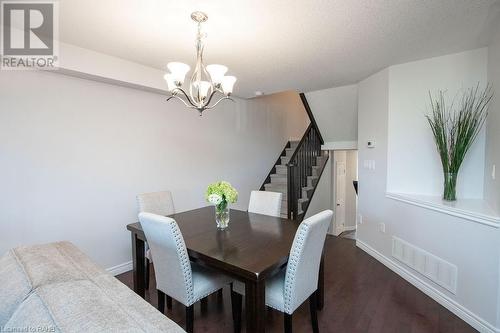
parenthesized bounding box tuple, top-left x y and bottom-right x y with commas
(126, 206, 324, 333)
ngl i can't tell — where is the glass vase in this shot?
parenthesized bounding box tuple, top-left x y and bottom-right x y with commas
(215, 203, 230, 230)
(443, 172, 457, 201)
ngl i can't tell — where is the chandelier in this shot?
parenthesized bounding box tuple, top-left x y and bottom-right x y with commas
(164, 11, 237, 115)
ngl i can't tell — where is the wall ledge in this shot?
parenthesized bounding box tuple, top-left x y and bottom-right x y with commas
(386, 192, 500, 228)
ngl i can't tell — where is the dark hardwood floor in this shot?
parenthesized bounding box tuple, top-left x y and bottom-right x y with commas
(117, 236, 476, 333)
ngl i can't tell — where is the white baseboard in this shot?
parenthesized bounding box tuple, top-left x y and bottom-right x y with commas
(106, 261, 133, 276)
(356, 239, 499, 333)
(343, 225, 357, 232)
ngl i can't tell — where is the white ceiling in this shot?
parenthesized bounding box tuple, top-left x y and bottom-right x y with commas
(59, 0, 500, 98)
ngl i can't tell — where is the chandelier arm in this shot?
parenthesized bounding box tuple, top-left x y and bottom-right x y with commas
(170, 88, 198, 108)
(167, 94, 198, 109)
(202, 90, 219, 109)
(205, 96, 234, 110)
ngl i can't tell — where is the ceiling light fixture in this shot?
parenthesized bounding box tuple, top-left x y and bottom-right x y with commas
(164, 11, 237, 115)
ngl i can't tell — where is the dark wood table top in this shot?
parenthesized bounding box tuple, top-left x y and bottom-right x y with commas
(127, 206, 300, 282)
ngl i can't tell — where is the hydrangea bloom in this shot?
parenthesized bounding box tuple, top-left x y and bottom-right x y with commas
(206, 181, 238, 210)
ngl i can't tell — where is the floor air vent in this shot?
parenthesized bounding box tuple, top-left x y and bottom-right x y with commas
(392, 237, 457, 294)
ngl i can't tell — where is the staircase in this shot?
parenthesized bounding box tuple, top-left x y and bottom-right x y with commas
(259, 93, 328, 221)
(262, 141, 327, 218)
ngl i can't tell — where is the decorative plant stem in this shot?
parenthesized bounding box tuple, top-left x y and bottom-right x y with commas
(426, 84, 493, 201)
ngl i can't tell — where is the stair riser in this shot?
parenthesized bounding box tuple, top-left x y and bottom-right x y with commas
(271, 177, 287, 184)
(308, 178, 318, 187)
(264, 187, 287, 194)
(275, 168, 287, 175)
(280, 157, 290, 165)
(285, 148, 295, 158)
(302, 188, 313, 198)
(316, 156, 327, 165)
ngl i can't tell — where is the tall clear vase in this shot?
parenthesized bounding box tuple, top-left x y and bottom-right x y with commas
(215, 203, 230, 230)
(443, 172, 457, 201)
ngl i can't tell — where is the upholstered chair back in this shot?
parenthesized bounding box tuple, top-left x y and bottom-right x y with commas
(248, 190, 282, 217)
(283, 210, 332, 314)
(138, 213, 194, 306)
(137, 191, 175, 216)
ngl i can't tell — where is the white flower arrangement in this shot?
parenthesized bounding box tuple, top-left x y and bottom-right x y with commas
(205, 181, 238, 212)
(207, 193, 223, 205)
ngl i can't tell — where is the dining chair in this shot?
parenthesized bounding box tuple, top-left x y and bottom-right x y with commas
(231, 210, 333, 333)
(248, 190, 283, 217)
(136, 191, 175, 291)
(139, 212, 234, 333)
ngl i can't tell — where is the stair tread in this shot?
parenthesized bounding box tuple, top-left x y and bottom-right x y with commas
(265, 183, 287, 188)
(270, 173, 286, 178)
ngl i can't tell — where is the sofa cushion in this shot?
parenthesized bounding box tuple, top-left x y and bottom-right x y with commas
(4, 292, 58, 333)
(0, 250, 32, 327)
(12, 241, 103, 288)
(0, 241, 185, 332)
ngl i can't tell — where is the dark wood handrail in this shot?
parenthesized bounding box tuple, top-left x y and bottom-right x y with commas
(299, 154, 329, 220)
(299, 92, 324, 145)
(286, 123, 312, 167)
(286, 125, 323, 219)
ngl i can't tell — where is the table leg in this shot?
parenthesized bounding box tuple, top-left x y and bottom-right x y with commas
(245, 279, 266, 333)
(317, 252, 324, 310)
(131, 232, 146, 299)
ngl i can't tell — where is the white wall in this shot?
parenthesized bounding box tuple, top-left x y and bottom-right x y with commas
(485, 19, 500, 331)
(357, 60, 500, 332)
(485, 21, 500, 213)
(0, 71, 308, 270)
(387, 48, 488, 198)
(305, 85, 358, 142)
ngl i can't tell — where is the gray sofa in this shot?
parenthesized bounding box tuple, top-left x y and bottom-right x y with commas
(0, 241, 185, 332)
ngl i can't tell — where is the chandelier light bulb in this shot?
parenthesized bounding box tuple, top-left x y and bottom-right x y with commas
(221, 76, 237, 95)
(167, 62, 190, 85)
(164, 73, 177, 92)
(206, 64, 228, 86)
(195, 81, 212, 100)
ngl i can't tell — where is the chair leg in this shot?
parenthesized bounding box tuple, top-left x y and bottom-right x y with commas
(145, 258, 150, 290)
(166, 295, 172, 310)
(185, 305, 194, 333)
(231, 286, 242, 333)
(284, 313, 292, 333)
(157, 290, 165, 314)
(309, 291, 319, 333)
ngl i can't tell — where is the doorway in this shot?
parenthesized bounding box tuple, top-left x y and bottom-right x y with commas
(332, 150, 358, 238)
